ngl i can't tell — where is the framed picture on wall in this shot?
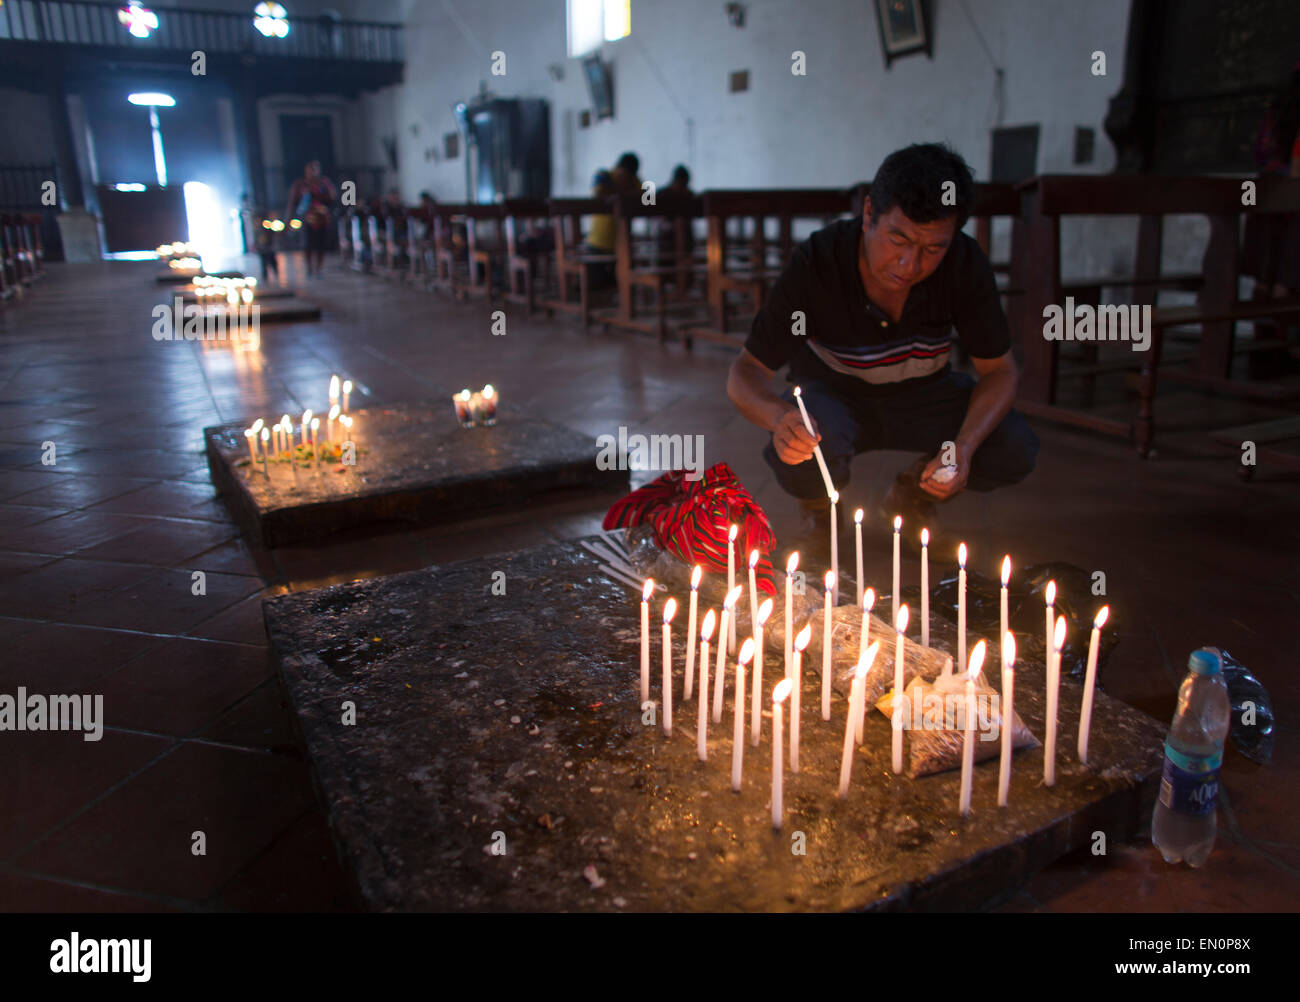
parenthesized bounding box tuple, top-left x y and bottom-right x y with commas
(875, 0, 932, 68)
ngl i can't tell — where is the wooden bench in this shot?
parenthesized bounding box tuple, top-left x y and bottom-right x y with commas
(429, 205, 468, 296)
(501, 198, 552, 314)
(541, 197, 618, 331)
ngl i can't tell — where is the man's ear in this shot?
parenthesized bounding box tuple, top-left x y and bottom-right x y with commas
(861, 195, 873, 230)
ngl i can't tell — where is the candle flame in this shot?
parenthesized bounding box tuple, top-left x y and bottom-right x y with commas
(792, 385, 803, 398)
(244, 428, 255, 439)
(481, 383, 494, 400)
(920, 527, 929, 546)
(260, 427, 269, 442)
(1094, 605, 1110, 630)
(728, 524, 738, 542)
(824, 570, 835, 590)
(794, 624, 812, 652)
(1053, 615, 1067, 652)
(1001, 555, 1011, 585)
(701, 609, 716, 640)
(757, 598, 774, 625)
(860, 640, 881, 674)
(663, 597, 677, 623)
(830, 489, 839, 504)
(1002, 630, 1016, 670)
(893, 515, 902, 531)
(738, 637, 755, 665)
(958, 542, 967, 567)
(458, 388, 471, 402)
(896, 603, 909, 633)
(303, 409, 312, 425)
(641, 579, 655, 601)
(786, 552, 799, 574)
(748, 548, 759, 569)
(329, 375, 340, 398)
(280, 413, 291, 429)
(863, 587, 875, 611)
(329, 404, 340, 421)
(968, 638, 986, 679)
(724, 585, 743, 609)
(1045, 580, 1056, 606)
(340, 415, 353, 430)
(251, 418, 264, 434)
(343, 379, 353, 394)
(854, 508, 863, 524)
(772, 678, 792, 704)
(690, 565, 702, 589)
(310, 418, 319, 431)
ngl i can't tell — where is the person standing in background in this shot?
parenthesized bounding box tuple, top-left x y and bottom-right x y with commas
(285, 160, 338, 278)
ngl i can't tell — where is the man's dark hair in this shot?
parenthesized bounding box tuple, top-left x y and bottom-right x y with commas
(616, 152, 640, 174)
(671, 164, 690, 186)
(868, 143, 975, 229)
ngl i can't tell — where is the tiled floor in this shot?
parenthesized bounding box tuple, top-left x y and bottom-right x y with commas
(1, 256, 1297, 912)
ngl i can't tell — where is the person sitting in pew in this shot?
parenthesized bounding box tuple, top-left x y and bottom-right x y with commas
(585, 153, 643, 287)
(726, 143, 1038, 556)
(657, 164, 697, 266)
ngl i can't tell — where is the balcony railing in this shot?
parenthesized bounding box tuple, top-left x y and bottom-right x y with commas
(0, 0, 403, 63)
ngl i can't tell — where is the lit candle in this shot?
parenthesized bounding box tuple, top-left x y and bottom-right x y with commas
(662, 597, 677, 736)
(1077, 606, 1110, 764)
(1045, 615, 1067, 786)
(714, 585, 743, 723)
(960, 639, 987, 817)
(822, 570, 835, 721)
(342, 379, 353, 415)
(684, 565, 702, 701)
(340, 414, 353, 448)
(244, 428, 257, 465)
(1044, 580, 1057, 670)
(771, 678, 793, 829)
(784, 552, 799, 682)
(892, 604, 910, 774)
(999, 555, 1011, 667)
(752, 597, 773, 747)
(791, 386, 835, 496)
(453, 389, 473, 428)
(328, 404, 340, 443)
(226, 288, 238, 307)
(241, 287, 253, 305)
(747, 548, 760, 641)
(998, 631, 1016, 807)
(892, 515, 902, 627)
(790, 623, 812, 773)
(280, 415, 291, 453)
(957, 542, 968, 676)
(838, 641, 880, 798)
(698, 609, 716, 761)
(260, 426, 270, 476)
(640, 579, 654, 707)
(301, 410, 312, 450)
(856, 587, 875, 743)
(829, 489, 839, 605)
(732, 637, 754, 792)
(854, 508, 864, 606)
(310, 418, 320, 469)
(479, 384, 497, 425)
(727, 524, 738, 653)
(920, 528, 930, 648)
(329, 374, 340, 408)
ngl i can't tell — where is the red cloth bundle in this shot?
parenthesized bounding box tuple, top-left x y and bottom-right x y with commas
(602, 463, 778, 596)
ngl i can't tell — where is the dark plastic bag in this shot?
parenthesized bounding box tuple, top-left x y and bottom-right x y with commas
(1205, 646, 1274, 765)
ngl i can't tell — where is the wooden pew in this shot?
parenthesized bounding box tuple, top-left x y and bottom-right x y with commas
(430, 204, 468, 296)
(501, 198, 551, 314)
(456, 204, 509, 300)
(542, 197, 617, 331)
(1010, 174, 1300, 456)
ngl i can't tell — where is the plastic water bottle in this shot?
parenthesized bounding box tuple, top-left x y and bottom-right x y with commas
(1151, 649, 1230, 867)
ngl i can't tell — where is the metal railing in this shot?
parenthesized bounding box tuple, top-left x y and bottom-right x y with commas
(0, 0, 403, 62)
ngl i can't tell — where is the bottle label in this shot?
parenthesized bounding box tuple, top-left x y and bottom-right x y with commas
(1158, 743, 1221, 816)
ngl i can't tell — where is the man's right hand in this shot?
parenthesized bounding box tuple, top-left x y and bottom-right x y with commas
(772, 407, 821, 465)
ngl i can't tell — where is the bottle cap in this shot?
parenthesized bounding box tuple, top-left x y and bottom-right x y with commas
(1188, 649, 1221, 675)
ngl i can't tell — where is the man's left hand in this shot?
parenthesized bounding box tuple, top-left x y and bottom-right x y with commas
(918, 443, 971, 500)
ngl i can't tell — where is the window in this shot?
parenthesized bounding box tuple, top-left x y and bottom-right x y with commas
(567, 0, 629, 59)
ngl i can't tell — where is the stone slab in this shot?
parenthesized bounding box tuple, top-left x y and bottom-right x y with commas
(155, 269, 243, 284)
(263, 536, 1166, 912)
(169, 299, 321, 323)
(205, 403, 628, 548)
(177, 286, 299, 301)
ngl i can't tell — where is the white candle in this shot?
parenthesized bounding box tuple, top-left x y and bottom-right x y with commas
(328, 404, 340, 443)
(960, 639, 987, 817)
(714, 585, 742, 723)
(747, 549, 760, 642)
(340, 414, 354, 446)
(732, 638, 754, 792)
(244, 428, 257, 465)
(752, 597, 773, 747)
(920, 528, 930, 648)
(854, 508, 864, 607)
(892, 604, 910, 774)
(771, 678, 792, 829)
(310, 418, 320, 469)
(998, 631, 1016, 807)
(822, 570, 834, 721)
(1044, 579, 1056, 672)
(1045, 614, 1066, 786)
(957, 542, 968, 676)
(280, 415, 292, 453)
(662, 598, 677, 736)
(784, 552, 799, 682)
(697, 609, 716, 762)
(891, 516, 902, 628)
(329, 374, 340, 407)
(301, 410, 312, 450)
(727, 524, 738, 653)
(259, 427, 270, 475)
(271, 422, 280, 457)
(829, 489, 839, 606)
(999, 555, 1011, 667)
(640, 579, 654, 707)
(838, 641, 880, 798)
(856, 588, 874, 744)
(1077, 606, 1109, 764)
(791, 623, 811, 773)
(684, 565, 702, 700)
(251, 417, 264, 441)
(792, 386, 834, 496)
(342, 379, 353, 415)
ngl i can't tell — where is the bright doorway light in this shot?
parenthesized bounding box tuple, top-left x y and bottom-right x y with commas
(184, 181, 225, 261)
(127, 92, 175, 107)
